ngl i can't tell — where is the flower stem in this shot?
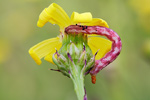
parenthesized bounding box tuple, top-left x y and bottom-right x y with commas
(70, 65, 85, 100)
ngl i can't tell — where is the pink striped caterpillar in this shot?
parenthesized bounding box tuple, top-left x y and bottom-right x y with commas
(65, 25, 122, 84)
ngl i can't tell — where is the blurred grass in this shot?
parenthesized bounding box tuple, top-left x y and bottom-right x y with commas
(0, 0, 150, 100)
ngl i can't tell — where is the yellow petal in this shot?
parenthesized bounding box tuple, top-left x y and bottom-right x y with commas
(86, 18, 109, 37)
(82, 18, 109, 28)
(88, 37, 112, 60)
(71, 12, 92, 23)
(44, 50, 58, 64)
(37, 3, 71, 28)
(29, 37, 62, 65)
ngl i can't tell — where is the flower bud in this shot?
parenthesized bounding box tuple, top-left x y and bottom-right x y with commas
(52, 33, 95, 76)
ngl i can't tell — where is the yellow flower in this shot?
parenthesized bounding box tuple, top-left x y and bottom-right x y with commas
(29, 3, 112, 65)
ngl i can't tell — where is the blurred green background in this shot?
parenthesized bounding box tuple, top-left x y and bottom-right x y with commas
(0, 0, 150, 100)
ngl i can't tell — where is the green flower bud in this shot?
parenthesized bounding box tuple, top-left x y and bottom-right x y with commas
(52, 33, 95, 100)
(53, 33, 95, 76)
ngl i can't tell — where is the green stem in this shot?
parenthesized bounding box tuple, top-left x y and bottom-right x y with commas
(70, 66, 85, 100)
